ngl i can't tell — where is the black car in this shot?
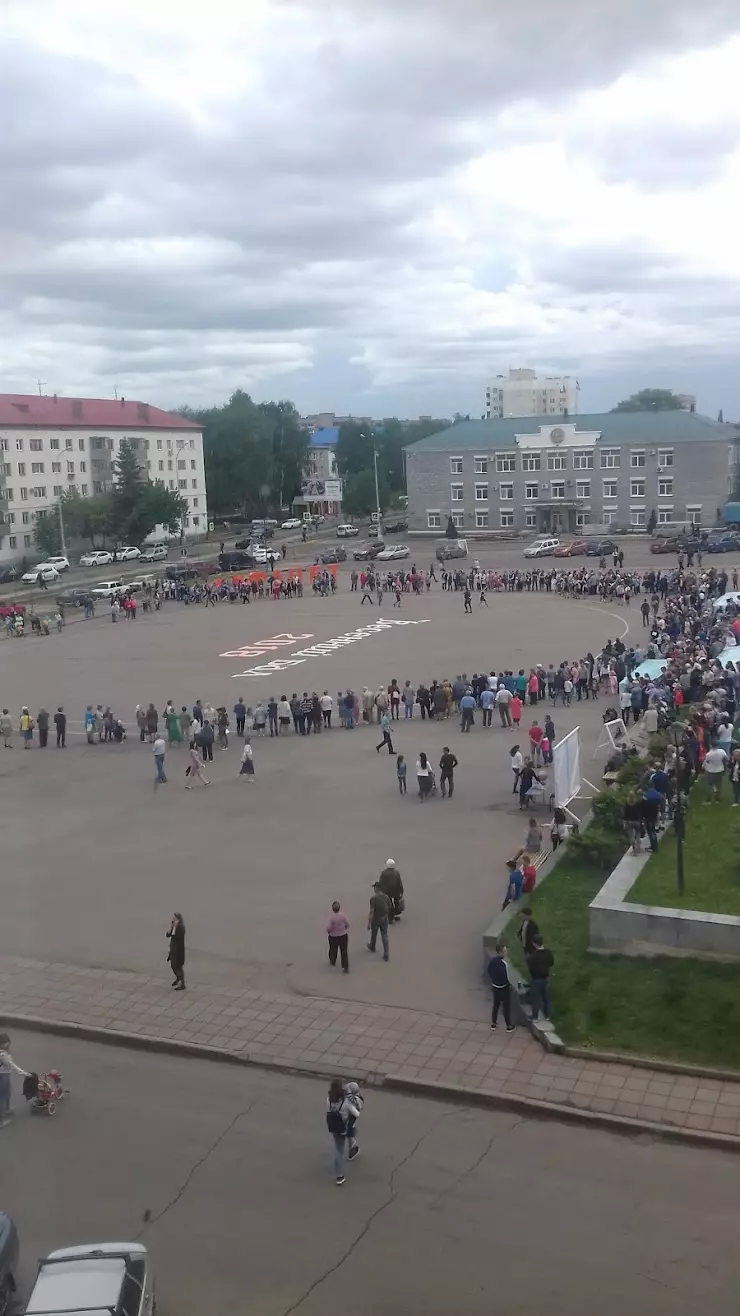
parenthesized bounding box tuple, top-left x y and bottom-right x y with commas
(0, 1213, 19, 1316)
(706, 534, 739, 553)
(55, 588, 91, 608)
(0, 566, 18, 585)
(219, 550, 257, 571)
(585, 539, 617, 557)
(319, 546, 347, 564)
(353, 541, 385, 560)
(382, 518, 408, 534)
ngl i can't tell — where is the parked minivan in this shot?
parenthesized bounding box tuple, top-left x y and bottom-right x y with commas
(523, 537, 560, 558)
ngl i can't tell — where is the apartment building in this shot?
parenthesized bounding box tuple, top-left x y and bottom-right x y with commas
(0, 394, 206, 562)
(405, 411, 740, 535)
(485, 368, 579, 420)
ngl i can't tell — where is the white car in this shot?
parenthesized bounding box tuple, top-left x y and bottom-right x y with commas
(281, 518, 303, 530)
(115, 546, 141, 561)
(22, 563, 61, 583)
(80, 550, 113, 567)
(251, 545, 270, 564)
(25, 1241, 155, 1316)
(46, 555, 70, 572)
(377, 544, 410, 561)
(336, 524, 360, 538)
(90, 579, 124, 599)
(523, 537, 560, 559)
(139, 544, 168, 562)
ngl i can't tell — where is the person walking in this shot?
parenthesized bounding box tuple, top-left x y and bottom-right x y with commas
(36, 706, 49, 748)
(166, 912, 186, 990)
(198, 719, 215, 763)
(376, 710, 395, 755)
(326, 1077, 361, 1184)
(487, 940, 515, 1032)
(153, 734, 167, 785)
(367, 883, 391, 960)
(439, 746, 458, 798)
(526, 933, 554, 1022)
(509, 744, 523, 795)
(145, 703, 159, 742)
(320, 691, 333, 728)
(378, 859, 405, 920)
(239, 736, 255, 781)
(0, 1031, 30, 1127)
(136, 705, 147, 741)
(1, 708, 13, 749)
(233, 696, 246, 737)
(496, 684, 512, 727)
(185, 743, 210, 788)
(326, 901, 350, 972)
(396, 754, 408, 794)
(460, 689, 476, 732)
(416, 751, 433, 799)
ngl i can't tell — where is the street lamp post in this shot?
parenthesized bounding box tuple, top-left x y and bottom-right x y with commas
(669, 721, 687, 896)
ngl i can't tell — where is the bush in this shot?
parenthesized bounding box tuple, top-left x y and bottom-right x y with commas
(568, 824, 624, 870)
(615, 755, 648, 790)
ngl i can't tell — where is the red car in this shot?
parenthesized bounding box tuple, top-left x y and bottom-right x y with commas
(553, 539, 587, 557)
(0, 601, 26, 618)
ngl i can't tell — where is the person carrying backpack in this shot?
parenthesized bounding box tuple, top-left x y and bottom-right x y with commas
(326, 1078, 362, 1184)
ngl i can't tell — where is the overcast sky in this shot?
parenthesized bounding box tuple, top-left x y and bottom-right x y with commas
(3, 0, 740, 419)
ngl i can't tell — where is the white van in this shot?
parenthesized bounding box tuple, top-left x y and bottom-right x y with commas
(523, 537, 560, 559)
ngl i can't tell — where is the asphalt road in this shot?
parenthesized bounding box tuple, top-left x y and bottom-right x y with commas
(3, 1032, 740, 1316)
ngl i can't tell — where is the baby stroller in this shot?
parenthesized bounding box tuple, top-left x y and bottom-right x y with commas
(23, 1069, 68, 1116)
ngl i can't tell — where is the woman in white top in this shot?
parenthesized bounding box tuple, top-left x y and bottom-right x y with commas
(416, 751, 433, 800)
(0, 1032, 29, 1126)
(509, 745, 523, 795)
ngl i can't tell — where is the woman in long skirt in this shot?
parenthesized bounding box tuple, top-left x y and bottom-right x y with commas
(239, 737, 255, 781)
(166, 704, 182, 745)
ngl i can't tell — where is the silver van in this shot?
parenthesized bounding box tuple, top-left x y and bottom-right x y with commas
(25, 1242, 155, 1315)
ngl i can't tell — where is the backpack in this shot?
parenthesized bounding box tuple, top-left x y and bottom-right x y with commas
(326, 1105, 346, 1136)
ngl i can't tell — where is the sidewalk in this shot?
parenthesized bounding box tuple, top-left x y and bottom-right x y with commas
(3, 953, 740, 1142)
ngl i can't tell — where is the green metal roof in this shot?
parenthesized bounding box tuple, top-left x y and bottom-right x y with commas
(404, 411, 739, 453)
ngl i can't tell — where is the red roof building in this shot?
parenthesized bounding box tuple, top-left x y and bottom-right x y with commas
(0, 394, 199, 430)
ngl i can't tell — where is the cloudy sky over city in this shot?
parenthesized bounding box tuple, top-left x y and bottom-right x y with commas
(3, 0, 740, 418)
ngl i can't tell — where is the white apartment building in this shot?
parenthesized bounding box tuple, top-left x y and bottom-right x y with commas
(0, 394, 207, 563)
(485, 368, 579, 420)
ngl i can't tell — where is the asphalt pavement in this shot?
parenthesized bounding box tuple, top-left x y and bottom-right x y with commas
(4, 1032, 740, 1315)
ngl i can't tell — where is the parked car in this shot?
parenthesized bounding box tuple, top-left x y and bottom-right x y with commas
(249, 522, 275, 539)
(219, 550, 256, 571)
(90, 579, 124, 599)
(649, 538, 678, 554)
(45, 555, 70, 572)
(0, 602, 26, 619)
(22, 564, 61, 584)
(281, 517, 303, 529)
(585, 538, 617, 557)
(553, 539, 587, 558)
(56, 588, 92, 608)
(0, 1213, 19, 1316)
(382, 518, 408, 534)
(24, 1241, 155, 1316)
(114, 546, 141, 561)
(523, 537, 560, 559)
(706, 534, 740, 553)
(0, 566, 19, 585)
(139, 544, 168, 562)
(377, 544, 410, 561)
(318, 546, 347, 563)
(353, 541, 385, 560)
(80, 550, 113, 567)
(435, 538, 469, 561)
(336, 524, 360, 537)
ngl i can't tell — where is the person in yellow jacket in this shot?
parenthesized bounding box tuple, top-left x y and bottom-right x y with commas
(19, 707, 34, 749)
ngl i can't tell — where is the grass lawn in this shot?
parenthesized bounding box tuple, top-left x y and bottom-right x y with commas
(506, 850, 740, 1071)
(628, 790, 740, 916)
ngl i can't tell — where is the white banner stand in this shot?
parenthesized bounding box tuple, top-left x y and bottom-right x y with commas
(552, 726, 599, 823)
(594, 716, 632, 758)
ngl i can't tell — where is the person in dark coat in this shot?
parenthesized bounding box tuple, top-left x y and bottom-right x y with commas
(167, 912, 186, 990)
(378, 859, 404, 920)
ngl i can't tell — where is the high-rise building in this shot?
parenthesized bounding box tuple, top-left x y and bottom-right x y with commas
(485, 368, 579, 420)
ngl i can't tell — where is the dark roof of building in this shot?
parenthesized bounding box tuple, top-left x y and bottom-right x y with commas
(0, 394, 200, 430)
(404, 411, 739, 453)
(308, 426, 339, 448)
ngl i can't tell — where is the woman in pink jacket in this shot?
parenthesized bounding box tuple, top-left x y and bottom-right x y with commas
(326, 902, 350, 973)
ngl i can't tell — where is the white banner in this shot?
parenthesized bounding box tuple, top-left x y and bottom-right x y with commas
(553, 727, 582, 808)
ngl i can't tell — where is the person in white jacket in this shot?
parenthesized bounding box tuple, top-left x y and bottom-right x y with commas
(326, 1078, 362, 1184)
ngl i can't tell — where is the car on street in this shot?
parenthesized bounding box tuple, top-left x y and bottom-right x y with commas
(235, 538, 253, 550)
(585, 538, 617, 557)
(22, 563, 61, 584)
(139, 544, 168, 562)
(523, 537, 560, 559)
(114, 546, 141, 561)
(45, 555, 70, 572)
(706, 534, 740, 553)
(90, 579, 125, 599)
(353, 540, 385, 560)
(281, 517, 303, 529)
(24, 1241, 155, 1316)
(249, 521, 275, 539)
(377, 543, 410, 561)
(79, 550, 113, 567)
(0, 1212, 19, 1316)
(435, 538, 468, 561)
(0, 566, 19, 585)
(649, 538, 678, 554)
(219, 549, 257, 571)
(318, 546, 347, 563)
(382, 518, 408, 534)
(553, 538, 587, 557)
(336, 524, 360, 537)
(56, 588, 92, 608)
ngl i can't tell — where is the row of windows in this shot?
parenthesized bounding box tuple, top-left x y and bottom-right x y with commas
(0, 435, 197, 453)
(449, 449, 675, 476)
(427, 507, 703, 531)
(449, 478, 675, 501)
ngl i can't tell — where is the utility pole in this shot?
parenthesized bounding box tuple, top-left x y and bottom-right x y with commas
(373, 448, 382, 528)
(58, 497, 67, 556)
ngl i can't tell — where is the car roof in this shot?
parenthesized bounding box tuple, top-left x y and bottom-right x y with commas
(27, 1256, 127, 1314)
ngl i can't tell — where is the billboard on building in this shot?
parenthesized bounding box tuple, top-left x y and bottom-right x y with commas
(300, 478, 342, 500)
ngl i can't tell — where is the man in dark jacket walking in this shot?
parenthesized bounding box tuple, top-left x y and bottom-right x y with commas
(197, 720, 215, 762)
(526, 934, 554, 1021)
(487, 940, 515, 1031)
(378, 860, 404, 920)
(439, 747, 458, 797)
(367, 883, 391, 960)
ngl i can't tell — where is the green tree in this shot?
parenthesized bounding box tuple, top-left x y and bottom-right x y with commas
(33, 508, 63, 558)
(342, 467, 389, 519)
(57, 490, 114, 548)
(107, 439, 187, 544)
(335, 422, 375, 480)
(611, 389, 684, 413)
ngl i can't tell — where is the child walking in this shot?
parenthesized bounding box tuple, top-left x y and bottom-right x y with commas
(239, 736, 255, 781)
(396, 754, 407, 794)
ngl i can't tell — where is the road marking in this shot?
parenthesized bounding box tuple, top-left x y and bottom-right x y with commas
(229, 617, 431, 677)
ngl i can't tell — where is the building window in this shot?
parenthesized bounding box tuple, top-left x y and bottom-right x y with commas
(22, 511, 30, 524)
(191, 479, 197, 488)
(499, 483, 514, 500)
(451, 510, 464, 529)
(474, 457, 488, 474)
(475, 510, 489, 528)
(658, 479, 673, 498)
(80, 461, 86, 473)
(630, 479, 645, 498)
(657, 508, 674, 525)
(573, 450, 593, 470)
(157, 439, 163, 450)
(576, 511, 592, 528)
(0, 440, 6, 451)
(496, 453, 516, 473)
(29, 438, 42, 451)
(79, 438, 85, 450)
(522, 452, 541, 472)
(66, 438, 73, 449)
(686, 504, 702, 524)
(603, 511, 617, 525)
(190, 459, 196, 470)
(19, 487, 28, 500)
(575, 481, 590, 499)
(51, 462, 61, 473)
(449, 457, 463, 475)
(525, 482, 539, 500)
(49, 438, 59, 450)
(17, 462, 25, 476)
(31, 486, 46, 498)
(8, 536, 16, 549)
(192, 515, 200, 526)
(169, 480, 175, 489)
(630, 510, 646, 527)
(500, 509, 514, 528)
(178, 479, 187, 489)
(547, 452, 567, 471)
(525, 510, 537, 528)
(658, 449, 674, 467)
(53, 485, 63, 495)
(167, 459, 173, 471)
(1, 463, 9, 476)
(190, 439, 195, 449)
(23, 534, 32, 547)
(600, 448, 620, 469)
(177, 459, 186, 470)
(6, 513, 14, 524)
(67, 462, 75, 475)
(167, 439, 173, 451)
(158, 461, 164, 471)
(630, 450, 646, 468)
(5, 489, 13, 501)
(602, 480, 618, 500)
(192, 497, 198, 509)
(474, 483, 488, 502)
(450, 484, 464, 501)
(15, 439, 23, 451)
(551, 482, 565, 500)
(31, 462, 44, 474)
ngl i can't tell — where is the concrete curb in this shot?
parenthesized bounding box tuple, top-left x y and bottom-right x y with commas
(6, 1011, 740, 1153)
(384, 1074, 740, 1155)
(563, 1044, 740, 1084)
